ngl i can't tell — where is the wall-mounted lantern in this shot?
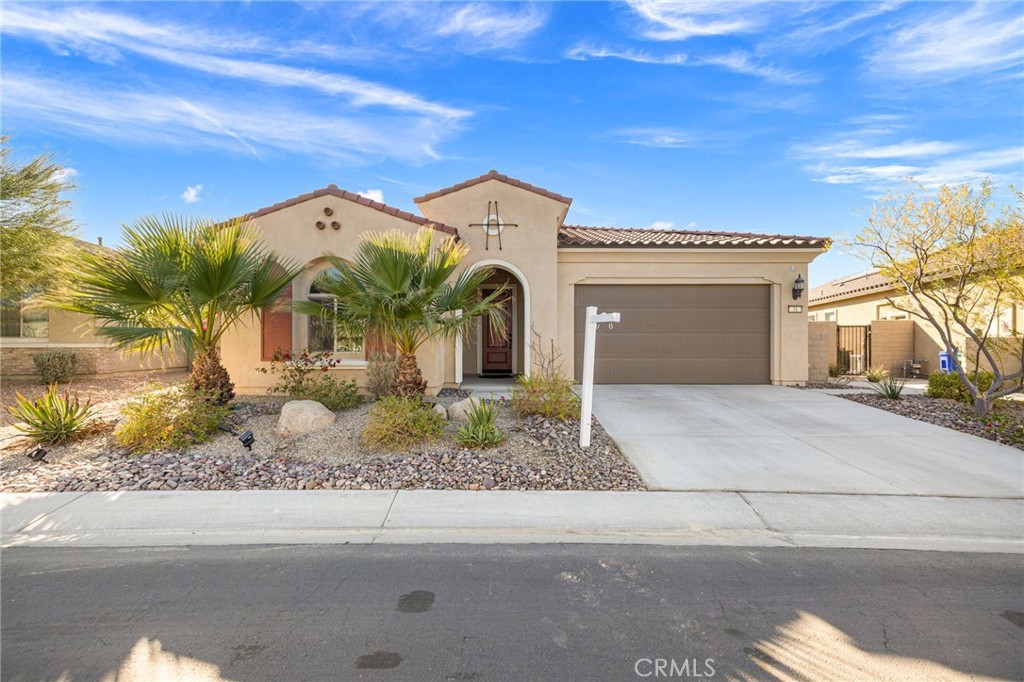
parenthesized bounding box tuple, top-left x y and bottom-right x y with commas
(792, 274, 805, 300)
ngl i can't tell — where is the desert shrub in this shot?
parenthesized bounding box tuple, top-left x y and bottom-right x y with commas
(510, 332, 580, 421)
(864, 365, 888, 383)
(926, 370, 995, 402)
(366, 352, 398, 399)
(116, 385, 231, 453)
(361, 396, 443, 451)
(8, 385, 97, 444)
(256, 349, 362, 410)
(871, 374, 907, 400)
(510, 373, 579, 421)
(827, 362, 846, 378)
(456, 397, 505, 449)
(33, 350, 78, 384)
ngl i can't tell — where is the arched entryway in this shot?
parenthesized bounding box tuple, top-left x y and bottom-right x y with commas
(458, 260, 530, 382)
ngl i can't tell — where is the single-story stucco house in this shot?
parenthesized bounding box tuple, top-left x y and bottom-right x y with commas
(0, 171, 831, 388)
(218, 171, 830, 393)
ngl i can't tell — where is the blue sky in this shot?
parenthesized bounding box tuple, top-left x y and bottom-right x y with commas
(3, 1, 1022, 286)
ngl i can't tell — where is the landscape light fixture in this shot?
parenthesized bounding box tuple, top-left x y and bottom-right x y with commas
(792, 274, 805, 300)
(27, 447, 48, 463)
(238, 430, 256, 451)
(219, 424, 256, 451)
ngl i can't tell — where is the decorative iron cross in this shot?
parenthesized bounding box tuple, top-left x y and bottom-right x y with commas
(469, 200, 518, 250)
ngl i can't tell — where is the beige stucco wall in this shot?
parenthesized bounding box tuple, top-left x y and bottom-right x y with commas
(558, 249, 820, 385)
(417, 178, 569, 380)
(219, 193, 452, 394)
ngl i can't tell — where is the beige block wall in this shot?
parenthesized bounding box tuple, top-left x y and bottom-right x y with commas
(808, 321, 837, 382)
(1, 345, 186, 379)
(869, 320, 915, 373)
(558, 249, 821, 385)
(812, 292, 1023, 377)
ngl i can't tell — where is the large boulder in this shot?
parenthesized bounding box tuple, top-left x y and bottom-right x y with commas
(432, 403, 449, 421)
(447, 397, 482, 421)
(276, 400, 336, 438)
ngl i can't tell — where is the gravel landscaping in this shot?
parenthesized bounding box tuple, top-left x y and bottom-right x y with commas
(840, 393, 1024, 451)
(0, 393, 646, 493)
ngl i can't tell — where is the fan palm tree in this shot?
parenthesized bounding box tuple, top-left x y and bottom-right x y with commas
(53, 215, 301, 404)
(296, 227, 507, 396)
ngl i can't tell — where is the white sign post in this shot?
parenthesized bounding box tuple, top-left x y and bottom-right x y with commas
(580, 305, 620, 448)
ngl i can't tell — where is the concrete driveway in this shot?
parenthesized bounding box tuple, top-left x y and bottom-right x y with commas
(592, 385, 1024, 496)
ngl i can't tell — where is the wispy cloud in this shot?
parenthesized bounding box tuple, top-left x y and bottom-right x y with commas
(345, 1, 548, 54)
(795, 139, 961, 160)
(566, 44, 687, 66)
(435, 3, 547, 50)
(698, 51, 815, 85)
(4, 5, 469, 121)
(52, 167, 78, 183)
(357, 189, 384, 203)
(4, 75, 454, 163)
(649, 220, 698, 231)
(180, 184, 203, 204)
(3, 4, 379, 63)
(615, 128, 690, 149)
(626, 0, 769, 41)
(567, 44, 809, 85)
(868, 2, 1024, 81)
(796, 125, 1022, 190)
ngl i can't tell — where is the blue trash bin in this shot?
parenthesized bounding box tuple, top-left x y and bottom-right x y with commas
(938, 351, 952, 373)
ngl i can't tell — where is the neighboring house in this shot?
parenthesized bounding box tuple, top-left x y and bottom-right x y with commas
(808, 269, 1022, 377)
(219, 171, 829, 393)
(0, 240, 187, 379)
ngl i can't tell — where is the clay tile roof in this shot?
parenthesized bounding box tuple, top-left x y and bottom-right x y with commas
(414, 170, 573, 205)
(808, 270, 895, 304)
(558, 225, 831, 250)
(71, 237, 115, 256)
(244, 185, 460, 236)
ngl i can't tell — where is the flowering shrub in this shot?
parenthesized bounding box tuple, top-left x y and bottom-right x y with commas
(256, 349, 362, 410)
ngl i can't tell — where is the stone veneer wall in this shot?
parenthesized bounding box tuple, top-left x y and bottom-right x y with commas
(1, 346, 187, 379)
(807, 321, 837, 382)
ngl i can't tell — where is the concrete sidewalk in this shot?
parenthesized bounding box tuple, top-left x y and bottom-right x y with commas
(2, 490, 1021, 553)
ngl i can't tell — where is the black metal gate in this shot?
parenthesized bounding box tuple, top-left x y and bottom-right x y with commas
(837, 325, 871, 375)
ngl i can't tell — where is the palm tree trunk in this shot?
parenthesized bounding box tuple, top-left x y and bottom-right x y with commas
(190, 346, 235, 405)
(396, 352, 426, 397)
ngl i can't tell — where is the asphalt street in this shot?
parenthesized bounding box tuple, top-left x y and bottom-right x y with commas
(2, 545, 1022, 682)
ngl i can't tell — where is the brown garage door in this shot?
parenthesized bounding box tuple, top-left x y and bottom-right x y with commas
(573, 284, 770, 384)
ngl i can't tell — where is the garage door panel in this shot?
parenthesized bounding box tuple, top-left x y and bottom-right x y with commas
(574, 284, 770, 384)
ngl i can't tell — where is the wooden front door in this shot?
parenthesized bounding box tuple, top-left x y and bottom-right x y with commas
(482, 295, 513, 374)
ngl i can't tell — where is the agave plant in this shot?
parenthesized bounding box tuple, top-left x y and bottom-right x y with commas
(871, 374, 908, 400)
(456, 396, 506, 449)
(296, 228, 507, 396)
(8, 385, 96, 444)
(52, 215, 301, 404)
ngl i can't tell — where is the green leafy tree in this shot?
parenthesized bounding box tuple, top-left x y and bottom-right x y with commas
(297, 227, 507, 396)
(53, 215, 301, 404)
(0, 136, 79, 301)
(852, 181, 1023, 415)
